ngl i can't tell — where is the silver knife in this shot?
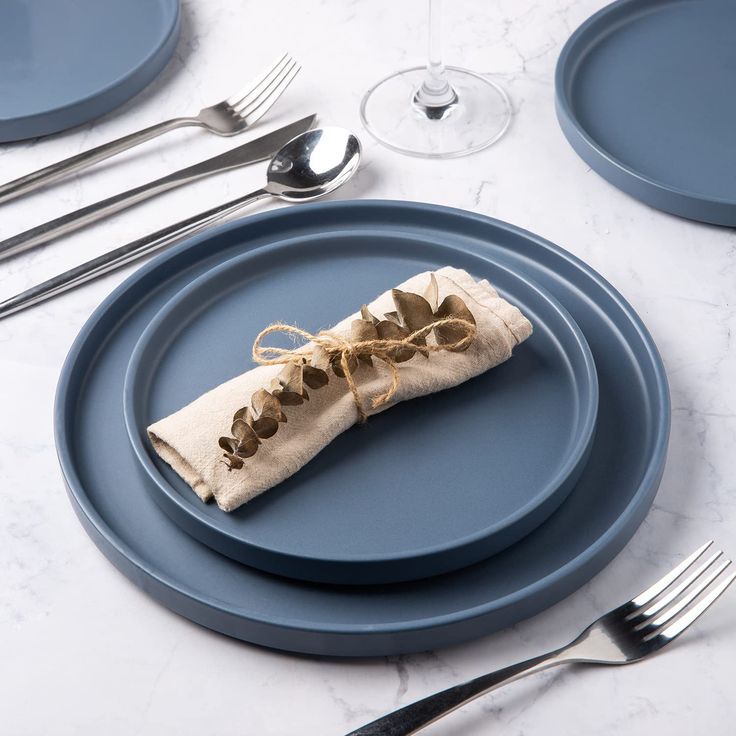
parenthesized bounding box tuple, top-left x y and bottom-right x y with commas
(0, 114, 317, 263)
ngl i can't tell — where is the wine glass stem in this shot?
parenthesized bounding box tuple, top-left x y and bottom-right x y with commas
(414, 0, 458, 111)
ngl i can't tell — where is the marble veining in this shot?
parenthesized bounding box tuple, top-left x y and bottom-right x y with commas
(0, 1, 734, 733)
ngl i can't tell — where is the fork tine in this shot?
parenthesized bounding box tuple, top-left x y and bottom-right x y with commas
(229, 54, 293, 110)
(629, 540, 713, 609)
(225, 52, 289, 107)
(233, 57, 299, 115)
(640, 558, 731, 634)
(235, 61, 301, 124)
(637, 549, 724, 619)
(656, 569, 736, 642)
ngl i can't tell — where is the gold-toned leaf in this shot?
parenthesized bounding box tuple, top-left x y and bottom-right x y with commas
(251, 388, 283, 420)
(360, 305, 379, 325)
(233, 406, 255, 425)
(376, 320, 410, 339)
(351, 318, 379, 343)
(222, 452, 244, 470)
(278, 361, 304, 394)
(330, 352, 358, 377)
(376, 320, 415, 362)
(351, 318, 377, 368)
(231, 418, 260, 444)
(434, 294, 476, 322)
(302, 365, 329, 389)
(219, 436, 239, 453)
(414, 340, 430, 359)
(234, 438, 259, 458)
(252, 416, 279, 439)
(273, 389, 304, 406)
(434, 295, 476, 350)
(392, 289, 434, 332)
(422, 273, 439, 312)
(310, 344, 330, 370)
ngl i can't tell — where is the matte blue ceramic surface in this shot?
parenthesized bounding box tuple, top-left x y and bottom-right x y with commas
(556, 0, 736, 226)
(0, 0, 180, 142)
(55, 201, 670, 657)
(123, 242, 598, 585)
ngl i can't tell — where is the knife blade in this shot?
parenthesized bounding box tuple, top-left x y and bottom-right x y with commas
(0, 113, 318, 262)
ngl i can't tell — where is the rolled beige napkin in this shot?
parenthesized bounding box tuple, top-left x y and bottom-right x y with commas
(148, 266, 533, 511)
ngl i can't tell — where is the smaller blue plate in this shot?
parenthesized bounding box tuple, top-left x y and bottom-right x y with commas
(124, 239, 598, 585)
(0, 0, 180, 142)
(556, 0, 736, 226)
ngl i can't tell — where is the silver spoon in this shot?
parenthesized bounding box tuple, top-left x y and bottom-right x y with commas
(0, 127, 361, 321)
(0, 114, 317, 263)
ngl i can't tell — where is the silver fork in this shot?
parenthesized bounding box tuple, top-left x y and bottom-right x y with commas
(348, 541, 735, 736)
(0, 53, 300, 205)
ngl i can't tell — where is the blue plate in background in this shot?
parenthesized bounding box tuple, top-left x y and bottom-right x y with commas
(556, 0, 736, 225)
(123, 241, 598, 585)
(0, 0, 180, 141)
(55, 201, 669, 657)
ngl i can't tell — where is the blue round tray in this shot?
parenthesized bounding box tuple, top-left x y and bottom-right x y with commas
(123, 242, 598, 585)
(0, 0, 180, 142)
(55, 201, 670, 657)
(556, 0, 736, 226)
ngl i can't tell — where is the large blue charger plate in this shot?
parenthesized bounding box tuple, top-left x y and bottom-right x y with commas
(55, 201, 670, 657)
(0, 0, 180, 142)
(556, 0, 736, 226)
(123, 243, 598, 585)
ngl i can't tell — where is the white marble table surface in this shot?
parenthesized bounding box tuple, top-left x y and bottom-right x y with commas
(1, 1, 734, 733)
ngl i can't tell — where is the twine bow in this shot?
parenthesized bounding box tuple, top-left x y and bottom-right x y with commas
(251, 316, 477, 422)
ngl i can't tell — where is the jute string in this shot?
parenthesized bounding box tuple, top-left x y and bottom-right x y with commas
(251, 317, 477, 421)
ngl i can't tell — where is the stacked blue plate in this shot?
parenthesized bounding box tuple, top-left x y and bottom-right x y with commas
(0, 0, 180, 141)
(123, 240, 598, 586)
(56, 201, 670, 656)
(556, 0, 736, 225)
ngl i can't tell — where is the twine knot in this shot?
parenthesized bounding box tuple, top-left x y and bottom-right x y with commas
(251, 316, 476, 422)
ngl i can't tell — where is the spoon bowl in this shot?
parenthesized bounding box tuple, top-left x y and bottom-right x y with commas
(266, 127, 362, 201)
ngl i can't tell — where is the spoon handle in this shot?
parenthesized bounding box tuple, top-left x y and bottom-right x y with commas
(0, 114, 316, 262)
(0, 188, 270, 321)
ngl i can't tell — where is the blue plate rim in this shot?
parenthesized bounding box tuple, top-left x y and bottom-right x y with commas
(554, 0, 736, 223)
(54, 200, 670, 636)
(121, 232, 599, 570)
(0, 0, 180, 141)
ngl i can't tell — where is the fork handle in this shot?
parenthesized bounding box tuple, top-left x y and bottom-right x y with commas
(0, 117, 199, 205)
(346, 648, 571, 736)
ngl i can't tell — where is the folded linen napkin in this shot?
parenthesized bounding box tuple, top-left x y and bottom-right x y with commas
(148, 266, 533, 511)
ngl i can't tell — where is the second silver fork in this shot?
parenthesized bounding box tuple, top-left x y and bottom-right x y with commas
(0, 52, 300, 204)
(348, 540, 734, 736)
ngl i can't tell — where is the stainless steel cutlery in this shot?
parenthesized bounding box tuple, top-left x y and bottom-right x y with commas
(0, 114, 317, 262)
(0, 127, 361, 320)
(0, 52, 300, 204)
(348, 541, 734, 736)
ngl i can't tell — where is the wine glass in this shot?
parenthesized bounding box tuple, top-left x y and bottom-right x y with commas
(360, 0, 511, 158)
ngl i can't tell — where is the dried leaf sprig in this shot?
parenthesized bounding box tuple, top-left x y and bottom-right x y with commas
(219, 275, 476, 470)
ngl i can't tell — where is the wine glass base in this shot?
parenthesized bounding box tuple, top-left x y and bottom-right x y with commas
(360, 66, 512, 159)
